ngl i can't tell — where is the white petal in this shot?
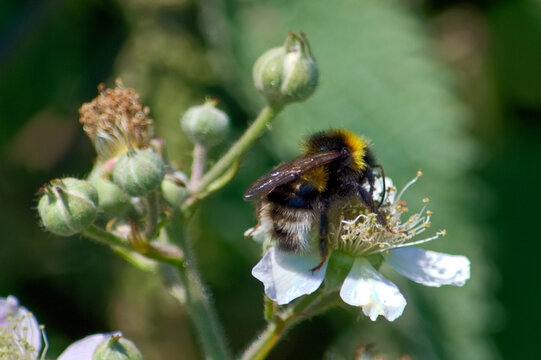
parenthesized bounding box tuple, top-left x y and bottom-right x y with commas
(340, 258, 406, 321)
(58, 332, 121, 360)
(244, 221, 272, 244)
(252, 247, 328, 305)
(384, 247, 470, 287)
(0, 295, 42, 355)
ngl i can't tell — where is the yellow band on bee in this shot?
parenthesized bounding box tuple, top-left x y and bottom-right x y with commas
(331, 129, 367, 170)
(301, 166, 329, 192)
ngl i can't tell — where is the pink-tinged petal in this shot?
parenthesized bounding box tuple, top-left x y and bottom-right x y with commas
(339, 258, 406, 321)
(58, 332, 121, 360)
(384, 247, 470, 287)
(252, 247, 328, 305)
(0, 295, 42, 355)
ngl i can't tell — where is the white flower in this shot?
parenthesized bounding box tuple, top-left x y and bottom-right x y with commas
(0, 295, 123, 360)
(252, 246, 328, 305)
(0, 295, 42, 359)
(249, 174, 471, 321)
(339, 258, 406, 321)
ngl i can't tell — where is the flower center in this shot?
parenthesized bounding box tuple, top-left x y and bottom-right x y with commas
(0, 312, 39, 360)
(328, 173, 445, 257)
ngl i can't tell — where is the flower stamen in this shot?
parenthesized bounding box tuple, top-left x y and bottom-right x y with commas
(328, 174, 444, 257)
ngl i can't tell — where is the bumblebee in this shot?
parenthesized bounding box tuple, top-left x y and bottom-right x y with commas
(244, 129, 387, 270)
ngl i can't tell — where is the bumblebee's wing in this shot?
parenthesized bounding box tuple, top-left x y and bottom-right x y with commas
(243, 151, 341, 200)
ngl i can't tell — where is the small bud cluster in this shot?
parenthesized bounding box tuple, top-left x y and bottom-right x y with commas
(38, 83, 188, 237)
(39, 31, 320, 238)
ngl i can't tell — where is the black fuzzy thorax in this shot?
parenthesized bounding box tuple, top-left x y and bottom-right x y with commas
(254, 130, 379, 254)
(305, 131, 350, 154)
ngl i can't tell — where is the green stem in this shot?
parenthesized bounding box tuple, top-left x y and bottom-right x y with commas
(240, 291, 340, 360)
(144, 190, 160, 238)
(205, 157, 241, 195)
(83, 225, 131, 249)
(189, 142, 208, 189)
(82, 225, 184, 267)
(164, 214, 232, 360)
(190, 104, 283, 197)
(243, 321, 285, 360)
(82, 226, 157, 272)
(112, 247, 158, 272)
(83, 223, 228, 358)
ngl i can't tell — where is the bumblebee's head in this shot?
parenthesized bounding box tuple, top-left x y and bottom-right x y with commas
(304, 129, 368, 170)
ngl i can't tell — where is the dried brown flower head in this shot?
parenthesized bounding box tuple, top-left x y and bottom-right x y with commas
(79, 80, 153, 159)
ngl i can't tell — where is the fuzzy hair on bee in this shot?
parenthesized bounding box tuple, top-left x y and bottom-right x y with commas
(244, 129, 387, 271)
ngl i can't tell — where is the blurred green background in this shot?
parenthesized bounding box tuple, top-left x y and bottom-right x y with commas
(1, 0, 540, 359)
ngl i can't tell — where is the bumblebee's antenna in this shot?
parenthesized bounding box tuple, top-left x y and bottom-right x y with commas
(374, 165, 386, 209)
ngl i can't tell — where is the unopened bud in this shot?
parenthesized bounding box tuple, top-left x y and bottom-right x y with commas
(161, 172, 189, 208)
(88, 163, 131, 218)
(92, 334, 143, 360)
(181, 99, 230, 147)
(253, 32, 318, 105)
(38, 178, 99, 236)
(113, 149, 165, 197)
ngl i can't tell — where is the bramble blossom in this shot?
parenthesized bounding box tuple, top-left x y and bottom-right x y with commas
(0, 295, 123, 360)
(249, 174, 470, 321)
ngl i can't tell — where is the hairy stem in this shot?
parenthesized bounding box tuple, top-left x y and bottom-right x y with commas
(240, 291, 340, 360)
(189, 142, 208, 189)
(83, 225, 130, 249)
(164, 214, 232, 360)
(144, 190, 160, 238)
(83, 222, 228, 359)
(82, 225, 184, 267)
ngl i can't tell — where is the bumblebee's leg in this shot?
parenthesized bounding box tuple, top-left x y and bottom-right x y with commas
(372, 165, 387, 209)
(365, 168, 376, 196)
(358, 184, 387, 227)
(311, 200, 329, 273)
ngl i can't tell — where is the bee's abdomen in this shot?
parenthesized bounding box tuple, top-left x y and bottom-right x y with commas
(258, 201, 314, 253)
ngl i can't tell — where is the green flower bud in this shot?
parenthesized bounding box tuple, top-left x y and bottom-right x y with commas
(181, 99, 230, 147)
(113, 149, 165, 197)
(38, 178, 99, 236)
(161, 172, 189, 208)
(253, 32, 318, 105)
(88, 163, 131, 218)
(92, 335, 143, 360)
